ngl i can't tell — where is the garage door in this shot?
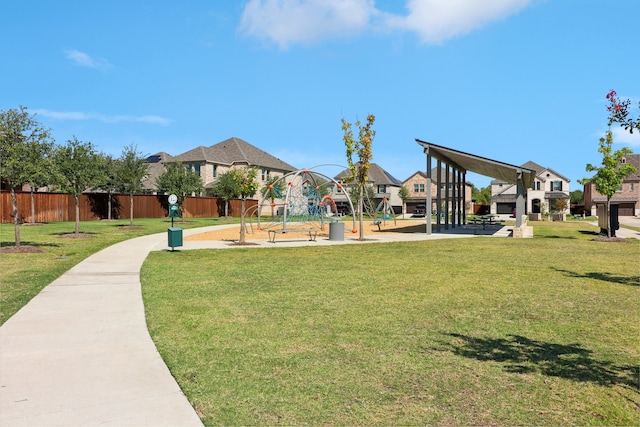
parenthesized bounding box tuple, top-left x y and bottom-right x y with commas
(617, 203, 635, 216)
(496, 203, 515, 214)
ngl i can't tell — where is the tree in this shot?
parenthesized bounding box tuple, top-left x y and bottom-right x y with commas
(580, 130, 636, 237)
(53, 137, 107, 235)
(261, 175, 285, 219)
(569, 189, 584, 206)
(606, 90, 640, 134)
(210, 171, 240, 217)
(471, 184, 491, 206)
(100, 155, 120, 220)
(23, 134, 56, 224)
(155, 162, 203, 220)
(116, 144, 149, 226)
(398, 185, 410, 219)
(230, 167, 259, 244)
(0, 106, 54, 247)
(342, 114, 376, 240)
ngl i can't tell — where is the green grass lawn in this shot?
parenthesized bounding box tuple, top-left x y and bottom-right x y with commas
(141, 221, 640, 426)
(0, 217, 238, 325)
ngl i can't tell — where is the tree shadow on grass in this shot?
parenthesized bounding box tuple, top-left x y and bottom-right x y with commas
(552, 267, 639, 287)
(435, 333, 638, 389)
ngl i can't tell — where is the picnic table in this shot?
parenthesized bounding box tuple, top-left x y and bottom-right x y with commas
(470, 215, 501, 230)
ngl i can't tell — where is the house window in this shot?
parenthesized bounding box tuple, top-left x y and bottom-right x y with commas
(413, 183, 425, 193)
(552, 181, 562, 191)
(377, 185, 386, 193)
(261, 168, 270, 181)
(535, 181, 541, 190)
(191, 164, 201, 176)
(631, 183, 635, 191)
(213, 165, 217, 178)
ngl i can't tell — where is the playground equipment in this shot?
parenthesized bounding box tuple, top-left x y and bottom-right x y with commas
(247, 167, 357, 237)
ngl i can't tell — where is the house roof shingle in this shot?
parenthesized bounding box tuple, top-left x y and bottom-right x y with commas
(175, 137, 296, 172)
(334, 163, 402, 186)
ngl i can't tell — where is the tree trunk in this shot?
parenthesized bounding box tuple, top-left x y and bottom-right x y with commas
(358, 189, 364, 240)
(606, 198, 611, 238)
(129, 193, 134, 226)
(224, 200, 229, 218)
(239, 197, 246, 243)
(75, 195, 80, 235)
(30, 188, 36, 223)
(10, 188, 21, 247)
(107, 192, 112, 220)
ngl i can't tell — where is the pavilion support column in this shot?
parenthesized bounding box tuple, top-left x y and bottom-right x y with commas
(462, 171, 467, 225)
(425, 152, 432, 235)
(445, 165, 450, 230)
(516, 172, 525, 228)
(436, 160, 442, 233)
(450, 166, 456, 228)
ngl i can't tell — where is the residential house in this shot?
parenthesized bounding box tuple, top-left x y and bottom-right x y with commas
(165, 137, 297, 200)
(333, 163, 403, 214)
(142, 152, 175, 193)
(583, 153, 640, 217)
(491, 161, 570, 217)
(403, 169, 473, 215)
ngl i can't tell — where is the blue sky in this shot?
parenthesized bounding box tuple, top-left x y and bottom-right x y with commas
(2, 0, 638, 189)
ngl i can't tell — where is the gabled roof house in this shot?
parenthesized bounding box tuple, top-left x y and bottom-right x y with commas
(584, 153, 640, 216)
(491, 160, 570, 216)
(333, 163, 403, 213)
(175, 137, 297, 191)
(403, 169, 473, 214)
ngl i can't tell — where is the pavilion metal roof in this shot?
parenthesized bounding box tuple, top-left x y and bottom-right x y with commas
(415, 139, 536, 188)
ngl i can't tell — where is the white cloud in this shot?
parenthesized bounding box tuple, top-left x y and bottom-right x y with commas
(238, 0, 534, 48)
(34, 109, 173, 126)
(612, 127, 640, 147)
(64, 49, 112, 70)
(239, 0, 379, 48)
(386, 0, 533, 44)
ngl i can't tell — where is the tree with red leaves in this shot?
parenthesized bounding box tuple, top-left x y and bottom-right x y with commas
(606, 90, 639, 134)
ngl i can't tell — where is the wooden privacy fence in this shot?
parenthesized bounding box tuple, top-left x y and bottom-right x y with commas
(0, 191, 256, 224)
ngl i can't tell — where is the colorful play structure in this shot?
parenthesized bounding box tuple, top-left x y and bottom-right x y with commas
(245, 167, 397, 240)
(246, 167, 356, 237)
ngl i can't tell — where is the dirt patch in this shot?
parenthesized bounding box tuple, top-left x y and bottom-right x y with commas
(185, 220, 426, 242)
(0, 245, 45, 254)
(58, 233, 95, 239)
(593, 237, 628, 243)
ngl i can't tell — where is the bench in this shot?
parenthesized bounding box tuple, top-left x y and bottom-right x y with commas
(268, 229, 318, 243)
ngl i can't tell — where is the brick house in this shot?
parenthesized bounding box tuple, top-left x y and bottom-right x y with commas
(584, 153, 640, 217)
(403, 169, 473, 215)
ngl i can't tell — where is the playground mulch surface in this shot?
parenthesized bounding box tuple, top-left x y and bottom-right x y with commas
(185, 220, 428, 242)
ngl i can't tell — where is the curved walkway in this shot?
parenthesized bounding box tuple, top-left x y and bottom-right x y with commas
(1, 220, 638, 426)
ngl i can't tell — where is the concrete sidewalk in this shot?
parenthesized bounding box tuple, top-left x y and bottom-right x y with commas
(0, 232, 204, 427)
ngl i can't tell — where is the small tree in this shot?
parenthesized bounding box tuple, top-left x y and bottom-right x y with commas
(580, 130, 636, 237)
(342, 114, 376, 240)
(0, 106, 53, 247)
(53, 137, 108, 235)
(116, 143, 149, 226)
(210, 171, 240, 217)
(230, 167, 259, 244)
(398, 185, 410, 219)
(100, 155, 120, 220)
(155, 162, 203, 221)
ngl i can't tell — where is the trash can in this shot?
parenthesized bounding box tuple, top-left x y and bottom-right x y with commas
(329, 221, 344, 241)
(168, 227, 183, 249)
